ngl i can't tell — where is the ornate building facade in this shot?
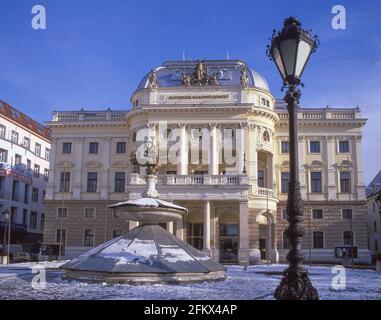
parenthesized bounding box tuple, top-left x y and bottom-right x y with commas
(43, 60, 370, 264)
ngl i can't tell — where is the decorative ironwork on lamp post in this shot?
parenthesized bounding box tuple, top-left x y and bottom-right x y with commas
(266, 17, 319, 300)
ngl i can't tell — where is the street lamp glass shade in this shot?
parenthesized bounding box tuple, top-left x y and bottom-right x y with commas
(268, 17, 318, 85)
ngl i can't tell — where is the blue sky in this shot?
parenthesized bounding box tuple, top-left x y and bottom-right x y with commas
(0, 0, 380, 183)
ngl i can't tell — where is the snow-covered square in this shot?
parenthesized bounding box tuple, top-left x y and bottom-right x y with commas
(0, 262, 380, 300)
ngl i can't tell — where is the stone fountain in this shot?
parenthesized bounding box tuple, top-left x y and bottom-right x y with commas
(61, 153, 226, 284)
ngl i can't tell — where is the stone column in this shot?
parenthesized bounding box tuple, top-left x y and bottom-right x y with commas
(100, 137, 111, 200)
(238, 201, 249, 265)
(354, 135, 365, 200)
(167, 221, 174, 234)
(202, 200, 211, 256)
(298, 136, 306, 199)
(248, 124, 258, 193)
(71, 137, 83, 199)
(208, 124, 219, 175)
(238, 123, 248, 174)
(46, 137, 57, 199)
(176, 219, 184, 240)
(178, 124, 188, 175)
(210, 203, 219, 261)
(326, 136, 336, 200)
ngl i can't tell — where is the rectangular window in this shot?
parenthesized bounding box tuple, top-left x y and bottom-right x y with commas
(11, 131, 18, 144)
(342, 209, 353, 219)
(30, 211, 37, 229)
(343, 231, 354, 246)
(114, 172, 126, 193)
(56, 229, 66, 244)
(57, 208, 68, 218)
(62, 142, 72, 154)
(283, 231, 289, 249)
(23, 137, 30, 150)
(281, 141, 289, 154)
(27, 159, 31, 170)
(24, 184, 29, 203)
(0, 124, 5, 139)
(12, 180, 18, 201)
(11, 207, 17, 223)
(34, 164, 40, 177)
(45, 148, 50, 160)
(40, 213, 45, 231)
(188, 223, 204, 251)
(0, 148, 8, 162)
(310, 171, 322, 193)
(32, 187, 39, 203)
(44, 168, 49, 181)
(89, 142, 99, 154)
(112, 230, 123, 238)
(374, 221, 377, 233)
(59, 172, 70, 192)
(22, 209, 28, 226)
(281, 172, 290, 193)
(339, 141, 350, 153)
(313, 231, 324, 249)
(340, 172, 351, 193)
(35, 143, 41, 156)
(15, 154, 22, 165)
(309, 141, 321, 153)
(312, 209, 323, 219)
(84, 230, 95, 246)
(84, 208, 96, 219)
(257, 170, 265, 188)
(282, 209, 288, 220)
(87, 172, 98, 192)
(116, 142, 126, 154)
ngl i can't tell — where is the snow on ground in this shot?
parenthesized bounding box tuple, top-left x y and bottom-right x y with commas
(0, 262, 380, 300)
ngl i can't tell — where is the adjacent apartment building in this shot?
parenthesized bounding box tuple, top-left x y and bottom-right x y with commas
(366, 170, 381, 261)
(0, 100, 51, 253)
(43, 59, 370, 264)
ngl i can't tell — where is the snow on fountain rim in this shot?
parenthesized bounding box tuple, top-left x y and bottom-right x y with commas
(109, 198, 188, 213)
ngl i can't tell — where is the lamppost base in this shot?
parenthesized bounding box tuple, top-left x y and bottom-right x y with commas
(274, 268, 319, 300)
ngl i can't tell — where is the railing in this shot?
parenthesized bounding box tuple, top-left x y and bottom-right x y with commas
(277, 109, 358, 120)
(257, 187, 275, 197)
(52, 111, 128, 122)
(130, 174, 245, 186)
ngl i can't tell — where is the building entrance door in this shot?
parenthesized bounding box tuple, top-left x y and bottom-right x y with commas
(219, 223, 238, 263)
(259, 238, 266, 260)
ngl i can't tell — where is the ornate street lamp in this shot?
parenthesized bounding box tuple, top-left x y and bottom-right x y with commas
(267, 17, 319, 300)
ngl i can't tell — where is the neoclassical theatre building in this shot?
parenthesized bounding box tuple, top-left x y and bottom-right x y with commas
(43, 60, 370, 264)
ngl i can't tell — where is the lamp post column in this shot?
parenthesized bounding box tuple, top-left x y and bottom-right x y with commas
(274, 85, 319, 300)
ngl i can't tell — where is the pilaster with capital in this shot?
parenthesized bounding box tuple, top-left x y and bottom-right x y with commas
(208, 123, 219, 175)
(248, 124, 258, 192)
(354, 135, 365, 200)
(326, 135, 336, 200)
(100, 137, 111, 200)
(73, 137, 83, 200)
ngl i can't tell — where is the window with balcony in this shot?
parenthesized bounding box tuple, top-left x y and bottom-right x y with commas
(59, 172, 70, 192)
(0, 148, 8, 162)
(32, 187, 39, 203)
(87, 172, 98, 192)
(84, 229, 95, 246)
(310, 171, 322, 193)
(62, 142, 72, 154)
(89, 142, 99, 154)
(340, 172, 351, 193)
(312, 209, 323, 219)
(281, 172, 290, 193)
(338, 140, 350, 153)
(116, 142, 126, 154)
(0, 124, 5, 139)
(84, 208, 95, 219)
(35, 143, 41, 156)
(23, 137, 30, 150)
(313, 231, 324, 249)
(343, 231, 354, 246)
(281, 141, 289, 154)
(114, 172, 125, 193)
(57, 208, 68, 218)
(309, 141, 320, 153)
(258, 170, 265, 188)
(11, 131, 18, 144)
(30, 211, 37, 229)
(342, 209, 353, 219)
